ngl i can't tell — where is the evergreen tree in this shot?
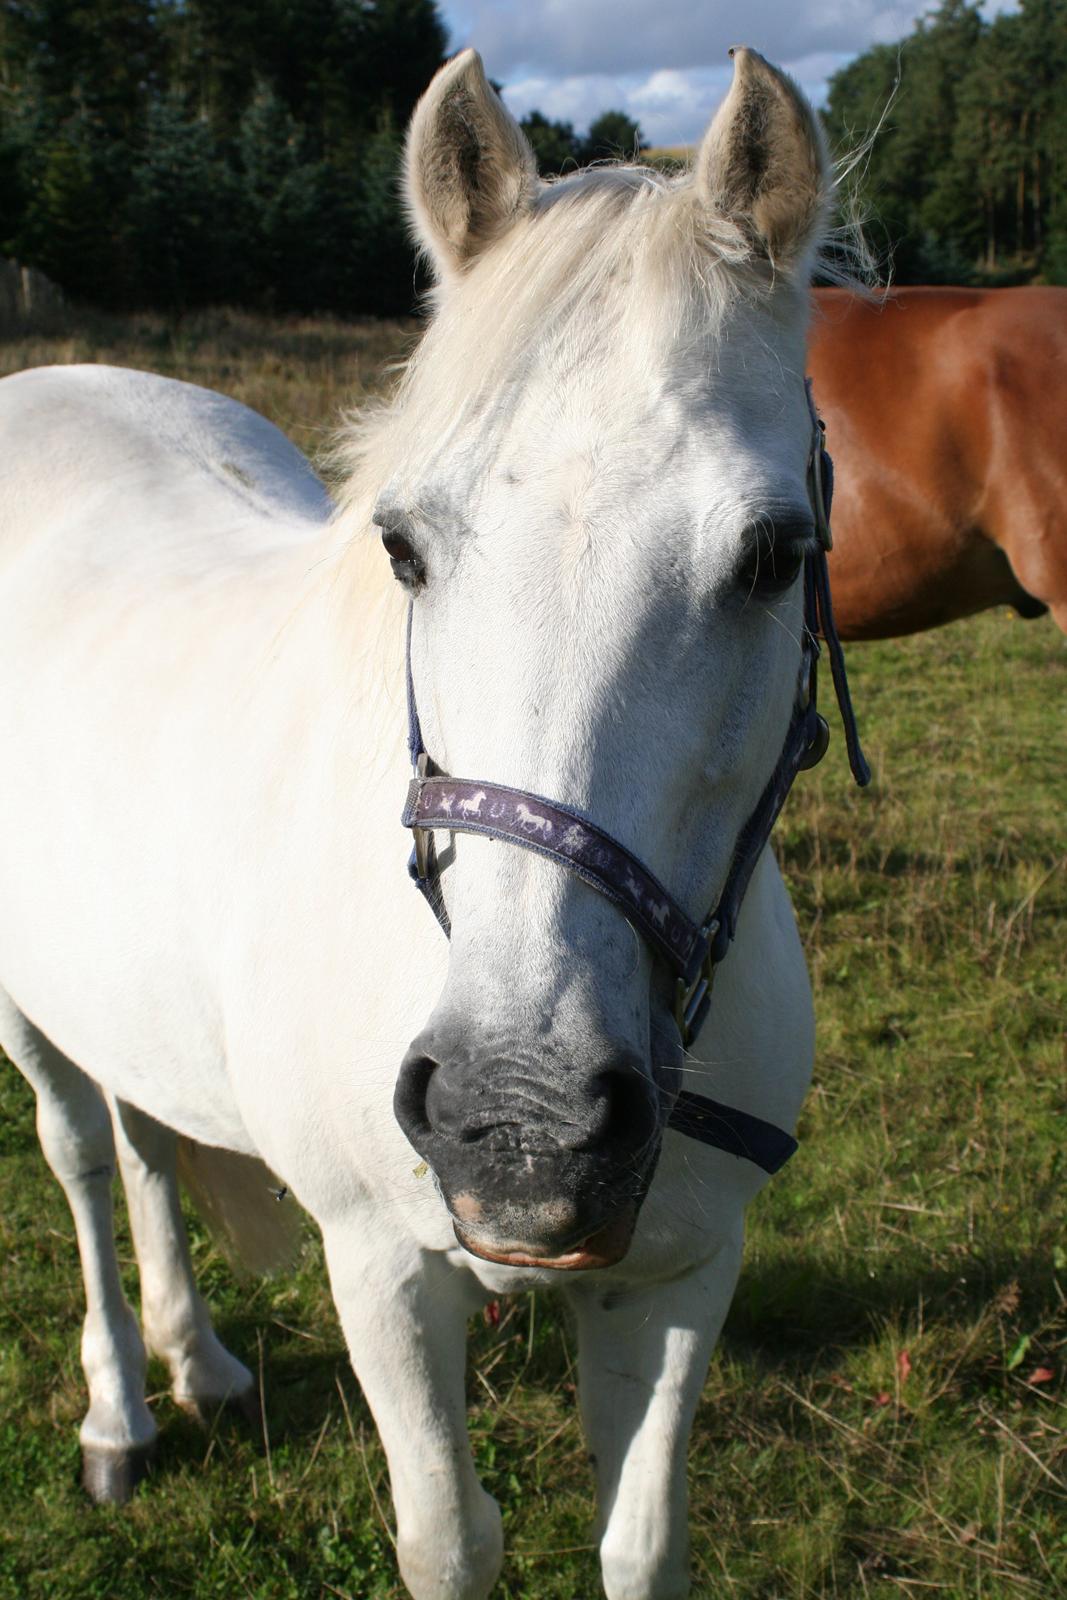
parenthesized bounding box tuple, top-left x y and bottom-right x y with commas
(520, 110, 582, 177)
(237, 83, 326, 309)
(14, 112, 126, 301)
(1015, 0, 1067, 279)
(4, 0, 162, 142)
(581, 110, 644, 164)
(125, 93, 239, 308)
(823, 0, 1067, 283)
(347, 116, 418, 315)
(0, 0, 449, 311)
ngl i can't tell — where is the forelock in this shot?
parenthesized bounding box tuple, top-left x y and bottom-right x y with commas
(333, 161, 811, 534)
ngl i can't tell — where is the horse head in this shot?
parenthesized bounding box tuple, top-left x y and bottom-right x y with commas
(381, 48, 831, 1269)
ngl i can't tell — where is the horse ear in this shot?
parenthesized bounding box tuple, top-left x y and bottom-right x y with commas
(406, 49, 538, 278)
(695, 47, 828, 270)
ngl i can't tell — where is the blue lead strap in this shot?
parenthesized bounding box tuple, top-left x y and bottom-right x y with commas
(669, 1091, 798, 1175)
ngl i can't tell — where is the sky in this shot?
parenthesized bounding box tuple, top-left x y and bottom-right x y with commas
(439, 0, 1018, 147)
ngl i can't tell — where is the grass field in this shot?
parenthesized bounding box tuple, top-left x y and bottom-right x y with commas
(0, 312, 1064, 1600)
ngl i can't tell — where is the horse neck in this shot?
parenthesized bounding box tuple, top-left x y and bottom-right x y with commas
(306, 502, 410, 787)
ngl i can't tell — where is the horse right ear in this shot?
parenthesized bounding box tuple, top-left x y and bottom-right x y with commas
(406, 50, 538, 279)
(694, 47, 828, 271)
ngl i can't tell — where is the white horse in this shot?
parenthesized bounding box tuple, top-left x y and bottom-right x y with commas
(0, 47, 832, 1600)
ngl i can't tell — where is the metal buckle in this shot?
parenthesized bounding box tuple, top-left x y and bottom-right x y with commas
(414, 752, 431, 878)
(414, 826, 430, 880)
(674, 920, 720, 1047)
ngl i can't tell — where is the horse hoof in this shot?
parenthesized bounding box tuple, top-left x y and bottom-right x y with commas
(232, 1383, 263, 1431)
(81, 1440, 156, 1505)
(176, 1382, 261, 1431)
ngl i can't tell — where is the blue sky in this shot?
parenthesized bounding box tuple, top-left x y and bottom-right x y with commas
(439, 1, 1017, 146)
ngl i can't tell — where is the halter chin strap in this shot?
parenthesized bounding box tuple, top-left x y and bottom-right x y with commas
(400, 384, 869, 1176)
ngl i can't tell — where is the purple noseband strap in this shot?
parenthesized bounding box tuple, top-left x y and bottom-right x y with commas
(403, 776, 704, 976)
(399, 385, 868, 1177)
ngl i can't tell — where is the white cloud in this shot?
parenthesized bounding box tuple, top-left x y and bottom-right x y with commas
(498, 54, 860, 148)
(441, 0, 1020, 142)
(446, 0, 923, 80)
(502, 73, 641, 132)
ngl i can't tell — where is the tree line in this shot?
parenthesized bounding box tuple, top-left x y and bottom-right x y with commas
(0, 0, 645, 315)
(823, 0, 1067, 284)
(0, 0, 449, 313)
(0, 0, 1064, 317)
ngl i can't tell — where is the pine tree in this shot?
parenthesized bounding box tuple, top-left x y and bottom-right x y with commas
(237, 83, 326, 309)
(125, 93, 239, 308)
(581, 110, 645, 164)
(14, 113, 124, 301)
(346, 116, 418, 316)
(520, 111, 582, 177)
(823, 0, 1067, 283)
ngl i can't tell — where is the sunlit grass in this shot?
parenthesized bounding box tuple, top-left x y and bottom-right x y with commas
(0, 314, 1063, 1599)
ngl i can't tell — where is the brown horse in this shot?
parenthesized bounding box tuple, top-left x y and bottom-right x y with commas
(808, 286, 1067, 638)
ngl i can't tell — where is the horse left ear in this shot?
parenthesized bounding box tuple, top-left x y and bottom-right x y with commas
(406, 49, 538, 279)
(695, 47, 828, 270)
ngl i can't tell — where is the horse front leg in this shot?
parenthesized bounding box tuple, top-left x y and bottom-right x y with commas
(322, 1222, 503, 1600)
(0, 990, 157, 1502)
(569, 1226, 744, 1600)
(108, 1096, 257, 1422)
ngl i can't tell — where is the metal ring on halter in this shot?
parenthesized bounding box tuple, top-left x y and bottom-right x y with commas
(674, 922, 719, 1046)
(798, 713, 830, 770)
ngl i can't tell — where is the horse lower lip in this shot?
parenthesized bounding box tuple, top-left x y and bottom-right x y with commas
(453, 1209, 636, 1271)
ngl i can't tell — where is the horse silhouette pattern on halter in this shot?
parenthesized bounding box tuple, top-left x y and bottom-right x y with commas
(402, 774, 701, 973)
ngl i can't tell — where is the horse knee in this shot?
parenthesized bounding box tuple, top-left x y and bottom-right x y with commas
(396, 1489, 503, 1600)
(600, 1537, 690, 1600)
(36, 1090, 114, 1186)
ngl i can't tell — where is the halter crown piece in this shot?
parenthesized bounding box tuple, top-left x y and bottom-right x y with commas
(400, 384, 870, 1176)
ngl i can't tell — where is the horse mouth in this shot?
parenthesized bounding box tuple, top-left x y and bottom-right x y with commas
(452, 1206, 637, 1271)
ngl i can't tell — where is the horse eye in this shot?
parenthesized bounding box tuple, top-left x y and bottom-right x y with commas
(738, 527, 806, 599)
(381, 529, 425, 590)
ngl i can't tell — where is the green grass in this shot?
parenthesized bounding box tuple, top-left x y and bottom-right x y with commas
(0, 314, 1064, 1598)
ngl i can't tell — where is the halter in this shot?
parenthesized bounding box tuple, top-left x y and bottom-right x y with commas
(399, 384, 869, 1176)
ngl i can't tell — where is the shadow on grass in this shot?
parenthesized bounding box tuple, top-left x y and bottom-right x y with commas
(723, 1245, 1058, 1368)
(136, 1242, 1060, 1484)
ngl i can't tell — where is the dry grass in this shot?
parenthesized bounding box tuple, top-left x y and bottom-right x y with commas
(0, 304, 417, 467)
(0, 312, 1064, 1599)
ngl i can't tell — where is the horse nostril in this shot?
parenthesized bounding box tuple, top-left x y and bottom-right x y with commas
(393, 1051, 437, 1143)
(591, 1065, 659, 1156)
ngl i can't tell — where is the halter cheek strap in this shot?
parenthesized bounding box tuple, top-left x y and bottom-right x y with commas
(399, 385, 869, 1176)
